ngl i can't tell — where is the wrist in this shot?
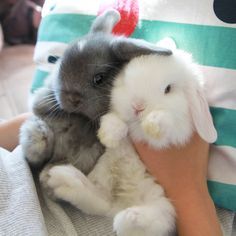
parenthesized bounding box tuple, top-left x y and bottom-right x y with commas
(168, 182, 212, 212)
(163, 177, 209, 200)
(167, 183, 222, 236)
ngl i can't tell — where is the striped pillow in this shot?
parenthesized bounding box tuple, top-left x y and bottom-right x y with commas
(33, 0, 236, 211)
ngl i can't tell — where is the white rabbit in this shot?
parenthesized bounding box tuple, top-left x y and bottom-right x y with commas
(45, 49, 217, 236)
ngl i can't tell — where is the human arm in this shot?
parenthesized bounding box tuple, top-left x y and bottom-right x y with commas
(0, 113, 31, 151)
(133, 133, 222, 236)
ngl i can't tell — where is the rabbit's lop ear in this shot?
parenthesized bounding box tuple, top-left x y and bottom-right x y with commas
(90, 9, 120, 34)
(111, 38, 172, 61)
(188, 86, 217, 143)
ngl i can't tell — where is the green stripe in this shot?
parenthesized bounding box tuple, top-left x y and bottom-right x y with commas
(132, 20, 236, 70)
(38, 14, 95, 43)
(211, 107, 236, 148)
(207, 180, 236, 211)
(38, 14, 236, 70)
(31, 70, 49, 93)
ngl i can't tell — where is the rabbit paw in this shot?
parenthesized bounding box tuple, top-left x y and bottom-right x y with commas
(142, 112, 161, 139)
(142, 111, 168, 140)
(114, 206, 173, 236)
(20, 117, 53, 166)
(114, 208, 150, 236)
(42, 165, 111, 215)
(42, 165, 90, 204)
(98, 113, 128, 148)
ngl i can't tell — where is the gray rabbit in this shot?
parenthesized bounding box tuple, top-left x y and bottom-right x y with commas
(20, 10, 171, 198)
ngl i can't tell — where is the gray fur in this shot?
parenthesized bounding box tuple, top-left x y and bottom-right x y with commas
(20, 9, 172, 197)
(111, 37, 172, 60)
(90, 9, 120, 34)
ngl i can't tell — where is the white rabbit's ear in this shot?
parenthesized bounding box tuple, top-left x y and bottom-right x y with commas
(156, 37, 177, 51)
(188, 86, 217, 143)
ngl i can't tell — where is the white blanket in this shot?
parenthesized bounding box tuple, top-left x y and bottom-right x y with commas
(0, 147, 47, 236)
(0, 146, 114, 236)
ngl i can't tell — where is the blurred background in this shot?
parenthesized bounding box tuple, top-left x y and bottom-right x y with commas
(0, 0, 44, 119)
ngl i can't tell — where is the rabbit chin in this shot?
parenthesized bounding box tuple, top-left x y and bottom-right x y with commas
(128, 116, 194, 149)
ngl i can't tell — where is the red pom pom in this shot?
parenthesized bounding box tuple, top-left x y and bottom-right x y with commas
(98, 0, 139, 37)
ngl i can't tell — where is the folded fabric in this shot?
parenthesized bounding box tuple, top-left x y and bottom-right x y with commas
(0, 146, 47, 236)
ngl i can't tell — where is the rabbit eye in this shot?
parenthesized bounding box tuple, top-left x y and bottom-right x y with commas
(93, 73, 105, 85)
(164, 84, 171, 94)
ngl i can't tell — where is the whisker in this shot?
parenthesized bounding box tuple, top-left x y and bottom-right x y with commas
(47, 102, 61, 122)
(37, 98, 56, 108)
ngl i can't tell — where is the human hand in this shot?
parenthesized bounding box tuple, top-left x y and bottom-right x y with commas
(133, 133, 222, 236)
(0, 113, 31, 151)
(134, 132, 209, 193)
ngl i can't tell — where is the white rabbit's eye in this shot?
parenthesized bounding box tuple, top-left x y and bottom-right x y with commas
(165, 84, 171, 94)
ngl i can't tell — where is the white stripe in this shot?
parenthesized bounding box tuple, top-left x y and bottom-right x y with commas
(139, 0, 236, 28)
(42, 0, 99, 17)
(200, 65, 236, 110)
(208, 145, 236, 185)
(34, 42, 68, 72)
(43, 0, 236, 28)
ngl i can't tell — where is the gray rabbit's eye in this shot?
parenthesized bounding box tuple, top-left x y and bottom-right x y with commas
(164, 84, 171, 94)
(93, 73, 105, 86)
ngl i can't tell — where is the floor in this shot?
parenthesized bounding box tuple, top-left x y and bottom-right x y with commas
(0, 45, 35, 119)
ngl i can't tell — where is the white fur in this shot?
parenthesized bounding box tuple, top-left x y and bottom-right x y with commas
(46, 49, 217, 236)
(77, 40, 86, 51)
(156, 37, 177, 51)
(109, 49, 217, 148)
(97, 113, 128, 148)
(47, 142, 175, 236)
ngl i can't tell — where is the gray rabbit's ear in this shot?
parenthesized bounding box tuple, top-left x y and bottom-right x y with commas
(111, 37, 172, 61)
(90, 9, 120, 34)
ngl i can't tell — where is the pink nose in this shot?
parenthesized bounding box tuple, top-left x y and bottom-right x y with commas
(132, 105, 145, 116)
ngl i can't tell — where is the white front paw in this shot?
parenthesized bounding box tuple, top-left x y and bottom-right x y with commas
(141, 111, 168, 140)
(98, 113, 128, 148)
(113, 208, 148, 236)
(46, 165, 89, 203)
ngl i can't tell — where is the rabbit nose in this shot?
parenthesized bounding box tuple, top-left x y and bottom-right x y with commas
(72, 99, 80, 107)
(68, 95, 80, 107)
(132, 103, 145, 116)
